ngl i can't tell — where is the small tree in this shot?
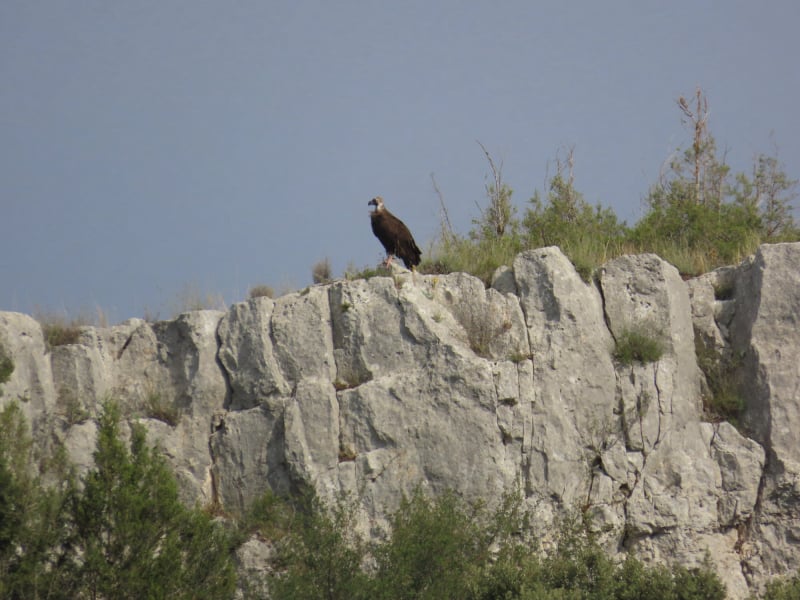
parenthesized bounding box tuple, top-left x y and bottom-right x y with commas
(269, 492, 370, 600)
(475, 141, 516, 239)
(65, 402, 236, 599)
(732, 152, 799, 240)
(523, 147, 625, 279)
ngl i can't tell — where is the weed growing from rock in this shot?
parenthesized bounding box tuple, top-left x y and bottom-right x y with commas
(613, 327, 665, 365)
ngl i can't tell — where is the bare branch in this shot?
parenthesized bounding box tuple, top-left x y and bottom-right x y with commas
(430, 172, 455, 243)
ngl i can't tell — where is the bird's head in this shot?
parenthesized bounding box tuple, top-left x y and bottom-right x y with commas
(368, 196, 385, 212)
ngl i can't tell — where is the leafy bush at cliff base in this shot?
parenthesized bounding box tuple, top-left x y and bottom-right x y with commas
(266, 488, 726, 600)
(759, 571, 800, 600)
(0, 400, 236, 599)
(0, 402, 72, 599)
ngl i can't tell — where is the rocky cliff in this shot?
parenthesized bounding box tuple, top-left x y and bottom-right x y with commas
(1, 243, 799, 598)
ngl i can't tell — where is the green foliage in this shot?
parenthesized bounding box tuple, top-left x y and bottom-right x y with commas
(64, 402, 236, 598)
(344, 263, 386, 280)
(142, 388, 180, 426)
(237, 490, 295, 542)
(0, 402, 74, 598)
(0, 400, 236, 599)
(627, 190, 763, 274)
(58, 386, 91, 425)
(373, 490, 485, 600)
(260, 488, 727, 600)
(426, 91, 798, 286)
(269, 492, 371, 600)
(425, 233, 524, 285)
(760, 571, 800, 600)
(0, 346, 13, 386)
(0, 345, 13, 397)
(696, 342, 745, 426)
(613, 328, 665, 365)
(523, 176, 626, 282)
(732, 153, 800, 241)
(476, 141, 517, 239)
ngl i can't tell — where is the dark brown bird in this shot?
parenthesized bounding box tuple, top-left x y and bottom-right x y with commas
(368, 196, 421, 270)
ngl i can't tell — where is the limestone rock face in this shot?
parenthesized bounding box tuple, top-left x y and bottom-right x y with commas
(2, 243, 800, 598)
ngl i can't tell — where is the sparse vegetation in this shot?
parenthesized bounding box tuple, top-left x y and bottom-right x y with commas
(760, 571, 800, 600)
(173, 283, 226, 315)
(448, 298, 512, 359)
(59, 386, 90, 425)
(344, 263, 385, 281)
(713, 280, 735, 301)
(249, 284, 275, 299)
(257, 488, 726, 599)
(37, 313, 90, 349)
(312, 257, 333, 284)
(613, 327, 665, 365)
(508, 351, 533, 363)
(338, 443, 357, 462)
(0, 345, 13, 388)
(142, 388, 180, 426)
(0, 400, 237, 598)
(421, 89, 798, 286)
(696, 341, 746, 426)
(333, 371, 369, 391)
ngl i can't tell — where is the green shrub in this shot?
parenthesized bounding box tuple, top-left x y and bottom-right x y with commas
(426, 233, 524, 285)
(761, 571, 800, 600)
(344, 264, 385, 280)
(66, 402, 236, 598)
(0, 350, 12, 386)
(237, 490, 295, 541)
(269, 492, 371, 600)
(696, 342, 745, 426)
(143, 388, 180, 426)
(373, 489, 485, 600)
(0, 400, 236, 598)
(259, 487, 726, 600)
(0, 402, 72, 598)
(613, 328, 665, 365)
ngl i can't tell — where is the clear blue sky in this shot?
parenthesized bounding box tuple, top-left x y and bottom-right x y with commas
(2, 1, 799, 323)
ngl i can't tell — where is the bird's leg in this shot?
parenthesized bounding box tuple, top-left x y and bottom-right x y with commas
(383, 255, 394, 267)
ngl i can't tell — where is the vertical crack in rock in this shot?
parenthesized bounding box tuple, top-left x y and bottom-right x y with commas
(596, 270, 617, 345)
(214, 318, 234, 411)
(207, 411, 226, 510)
(115, 331, 134, 360)
(651, 362, 664, 451)
(515, 361, 533, 494)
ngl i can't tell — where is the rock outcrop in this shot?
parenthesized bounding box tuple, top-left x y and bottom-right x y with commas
(2, 243, 799, 598)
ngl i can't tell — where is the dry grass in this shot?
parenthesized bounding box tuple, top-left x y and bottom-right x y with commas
(249, 284, 275, 299)
(35, 311, 102, 350)
(312, 257, 332, 284)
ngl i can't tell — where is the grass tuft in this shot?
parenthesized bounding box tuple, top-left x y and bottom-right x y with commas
(143, 389, 180, 427)
(613, 328, 665, 365)
(696, 341, 745, 426)
(249, 285, 274, 299)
